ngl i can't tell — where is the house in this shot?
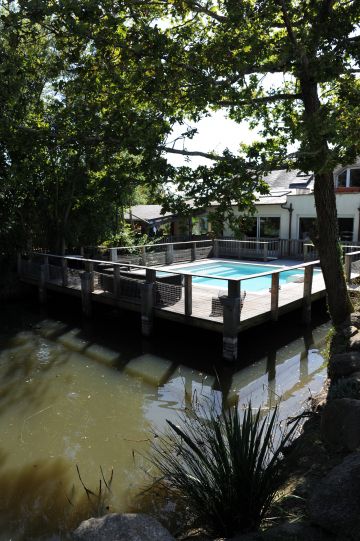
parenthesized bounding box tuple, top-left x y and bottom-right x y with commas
(124, 205, 176, 236)
(124, 204, 209, 238)
(221, 162, 360, 243)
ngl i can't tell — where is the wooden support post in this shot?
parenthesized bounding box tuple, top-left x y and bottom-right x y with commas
(191, 242, 197, 261)
(263, 242, 268, 262)
(222, 280, 240, 361)
(141, 246, 147, 266)
(61, 258, 68, 287)
(17, 253, 22, 276)
(345, 253, 352, 284)
(214, 239, 219, 258)
(270, 273, 280, 322)
(39, 264, 47, 304)
(85, 261, 94, 291)
(303, 243, 308, 262)
(141, 268, 156, 336)
(166, 244, 174, 265)
(110, 248, 117, 262)
(184, 275, 192, 316)
(80, 247, 85, 258)
(43, 255, 49, 281)
(80, 272, 92, 317)
(302, 265, 314, 324)
(113, 265, 120, 297)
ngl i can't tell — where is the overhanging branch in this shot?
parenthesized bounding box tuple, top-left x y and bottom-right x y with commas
(160, 146, 224, 161)
(218, 93, 302, 107)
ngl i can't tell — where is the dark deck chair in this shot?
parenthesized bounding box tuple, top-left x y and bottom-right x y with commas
(210, 290, 246, 317)
(154, 281, 182, 307)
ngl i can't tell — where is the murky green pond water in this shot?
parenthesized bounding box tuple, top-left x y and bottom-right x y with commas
(0, 295, 330, 540)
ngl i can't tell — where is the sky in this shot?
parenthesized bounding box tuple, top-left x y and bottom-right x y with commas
(165, 111, 260, 168)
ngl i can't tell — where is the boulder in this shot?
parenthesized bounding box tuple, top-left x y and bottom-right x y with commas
(321, 398, 360, 451)
(309, 452, 360, 539)
(351, 312, 360, 329)
(348, 332, 360, 351)
(328, 352, 360, 379)
(72, 513, 175, 541)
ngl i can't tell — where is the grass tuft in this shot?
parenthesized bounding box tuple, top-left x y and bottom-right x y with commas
(148, 401, 298, 537)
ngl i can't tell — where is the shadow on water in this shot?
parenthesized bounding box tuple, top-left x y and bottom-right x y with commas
(0, 292, 331, 539)
(0, 455, 111, 541)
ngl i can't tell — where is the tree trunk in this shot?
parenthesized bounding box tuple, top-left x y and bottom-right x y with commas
(299, 76, 353, 326)
(313, 171, 353, 325)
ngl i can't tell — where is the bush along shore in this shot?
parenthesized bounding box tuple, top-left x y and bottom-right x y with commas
(73, 301, 360, 541)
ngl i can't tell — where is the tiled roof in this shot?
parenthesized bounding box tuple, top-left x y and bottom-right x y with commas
(256, 195, 288, 205)
(124, 205, 173, 223)
(263, 169, 314, 191)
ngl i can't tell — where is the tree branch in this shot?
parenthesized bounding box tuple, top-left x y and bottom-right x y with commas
(184, 1, 226, 23)
(160, 146, 224, 161)
(277, 0, 298, 48)
(218, 93, 302, 107)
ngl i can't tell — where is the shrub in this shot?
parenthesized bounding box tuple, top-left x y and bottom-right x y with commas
(148, 402, 298, 537)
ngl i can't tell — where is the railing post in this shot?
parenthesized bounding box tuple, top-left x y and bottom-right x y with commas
(61, 258, 68, 287)
(222, 279, 240, 361)
(80, 247, 85, 258)
(141, 246, 147, 266)
(303, 243, 308, 262)
(214, 239, 219, 258)
(113, 265, 120, 297)
(85, 261, 94, 291)
(191, 242, 197, 261)
(302, 265, 314, 324)
(110, 248, 117, 263)
(141, 268, 156, 336)
(166, 244, 174, 265)
(39, 264, 47, 304)
(43, 255, 49, 281)
(270, 273, 280, 322)
(345, 253, 352, 283)
(184, 275, 192, 316)
(80, 272, 92, 316)
(17, 253, 22, 276)
(263, 242, 268, 262)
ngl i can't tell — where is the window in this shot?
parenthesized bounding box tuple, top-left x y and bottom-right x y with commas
(243, 217, 280, 238)
(299, 217, 317, 240)
(350, 169, 360, 187)
(260, 217, 280, 238)
(336, 168, 360, 188)
(243, 217, 257, 237)
(338, 218, 353, 242)
(299, 217, 353, 241)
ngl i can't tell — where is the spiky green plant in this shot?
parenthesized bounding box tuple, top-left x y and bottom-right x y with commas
(149, 402, 298, 537)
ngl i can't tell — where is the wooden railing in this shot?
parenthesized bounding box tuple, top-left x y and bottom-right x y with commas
(344, 250, 360, 283)
(304, 242, 360, 263)
(214, 238, 279, 260)
(80, 238, 284, 265)
(18, 252, 323, 361)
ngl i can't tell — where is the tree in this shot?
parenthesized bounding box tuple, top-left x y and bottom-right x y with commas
(149, 0, 360, 326)
(0, 1, 173, 253)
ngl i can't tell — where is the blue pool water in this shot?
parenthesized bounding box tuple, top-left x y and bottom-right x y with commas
(172, 261, 312, 292)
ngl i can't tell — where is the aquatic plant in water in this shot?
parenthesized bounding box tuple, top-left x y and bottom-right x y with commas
(149, 402, 298, 537)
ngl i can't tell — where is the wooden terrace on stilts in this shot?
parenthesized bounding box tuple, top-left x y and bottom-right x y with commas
(17, 239, 329, 361)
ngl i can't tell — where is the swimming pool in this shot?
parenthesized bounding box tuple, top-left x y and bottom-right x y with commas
(171, 261, 315, 292)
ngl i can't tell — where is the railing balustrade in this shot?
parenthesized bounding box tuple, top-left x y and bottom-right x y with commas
(19, 251, 323, 362)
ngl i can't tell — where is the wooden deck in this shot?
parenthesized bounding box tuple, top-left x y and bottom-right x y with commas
(18, 250, 327, 359)
(153, 274, 326, 331)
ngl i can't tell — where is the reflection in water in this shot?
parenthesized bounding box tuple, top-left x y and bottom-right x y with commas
(0, 299, 330, 539)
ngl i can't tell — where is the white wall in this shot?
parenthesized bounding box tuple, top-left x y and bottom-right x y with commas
(223, 192, 360, 241)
